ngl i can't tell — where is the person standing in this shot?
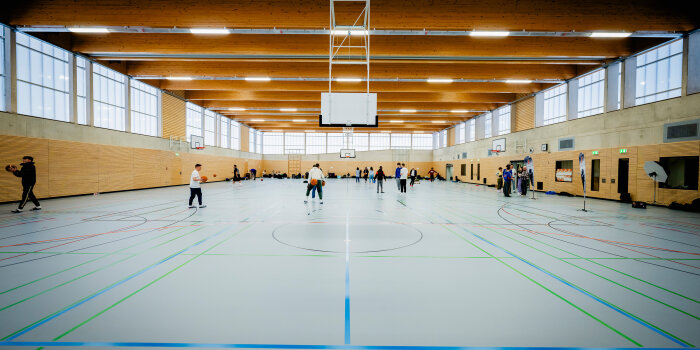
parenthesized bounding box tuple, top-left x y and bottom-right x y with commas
(496, 167, 503, 192)
(369, 167, 375, 183)
(375, 166, 386, 193)
(516, 166, 523, 196)
(409, 168, 417, 187)
(6, 156, 41, 213)
(399, 163, 408, 193)
(189, 164, 206, 208)
(428, 167, 436, 182)
(502, 164, 512, 197)
(305, 163, 325, 204)
(520, 166, 529, 196)
(363, 167, 369, 182)
(395, 163, 402, 190)
(232, 165, 241, 184)
(355, 167, 361, 183)
(250, 168, 257, 180)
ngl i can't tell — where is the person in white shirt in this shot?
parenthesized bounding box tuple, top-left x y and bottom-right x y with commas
(399, 163, 408, 193)
(305, 163, 325, 204)
(188, 164, 206, 208)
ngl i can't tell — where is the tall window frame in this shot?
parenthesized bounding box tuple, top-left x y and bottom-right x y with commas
(352, 133, 369, 152)
(497, 106, 511, 135)
(635, 39, 683, 105)
(263, 132, 283, 154)
(220, 117, 229, 149)
(230, 120, 240, 150)
(484, 112, 492, 138)
(284, 133, 305, 154)
(577, 69, 605, 118)
(391, 133, 411, 149)
(305, 133, 326, 154)
(412, 134, 433, 150)
(92, 63, 126, 131)
(186, 102, 203, 141)
(130, 79, 160, 137)
(369, 133, 390, 150)
(327, 133, 345, 153)
(543, 84, 567, 125)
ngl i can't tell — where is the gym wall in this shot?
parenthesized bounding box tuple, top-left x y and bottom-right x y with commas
(433, 92, 700, 205)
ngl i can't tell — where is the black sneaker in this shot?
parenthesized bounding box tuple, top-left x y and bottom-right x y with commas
(199, 205, 207, 208)
(32, 207, 42, 211)
(188, 205, 196, 208)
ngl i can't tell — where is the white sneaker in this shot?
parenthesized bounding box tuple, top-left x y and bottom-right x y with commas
(11, 209, 22, 213)
(320, 200, 323, 204)
(32, 206, 42, 211)
(188, 205, 196, 208)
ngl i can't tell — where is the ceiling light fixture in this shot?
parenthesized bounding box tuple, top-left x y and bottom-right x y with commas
(166, 77, 193, 80)
(336, 78, 362, 82)
(331, 29, 368, 36)
(427, 78, 453, 83)
(400, 109, 417, 113)
(590, 32, 632, 38)
(251, 119, 264, 122)
(245, 77, 271, 82)
(470, 31, 510, 37)
(389, 120, 404, 123)
(432, 120, 446, 123)
(292, 119, 307, 122)
(189, 28, 230, 35)
(228, 107, 245, 111)
(281, 108, 298, 112)
(451, 109, 468, 113)
(68, 27, 109, 33)
(505, 79, 533, 83)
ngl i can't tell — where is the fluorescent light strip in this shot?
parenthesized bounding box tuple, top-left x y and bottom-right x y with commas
(400, 109, 417, 113)
(228, 107, 245, 111)
(332, 29, 368, 36)
(281, 108, 297, 112)
(251, 119, 264, 122)
(590, 32, 631, 38)
(336, 78, 362, 82)
(292, 119, 307, 122)
(166, 77, 193, 80)
(451, 109, 469, 113)
(389, 120, 404, 123)
(505, 79, 533, 84)
(470, 31, 510, 37)
(68, 27, 109, 33)
(245, 77, 271, 82)
(427, 78, 453, 83)
(431, 121, 446, 123)
(189, 28, 230, 34)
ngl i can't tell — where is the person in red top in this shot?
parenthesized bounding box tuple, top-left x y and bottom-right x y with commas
(428, 168, 437, 182)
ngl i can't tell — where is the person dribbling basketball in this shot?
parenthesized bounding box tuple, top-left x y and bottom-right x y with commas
(188, 164, 206, 208)
(5, 156, 41, 213)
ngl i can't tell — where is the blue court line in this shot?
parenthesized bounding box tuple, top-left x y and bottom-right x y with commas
(344, 212, 351, 344)
(0, 342, 682, 349)
(4, 224, 235, 341)
(442, 216, 691, 348)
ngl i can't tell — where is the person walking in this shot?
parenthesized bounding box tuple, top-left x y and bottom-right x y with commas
(188, 164, 206, 208)
(502, 164, 512, 197)
(305, 163, 325, 204)
(369, 167, 375, 183)
(6, 156, 41, 213)
(375, 166, 386, 193)
(363, 167, 369, 182)
(395, 163, 402, 190)
(409, 168, 417, 187)
(355, 167, 361, 183)
(399, 163, 408, 193)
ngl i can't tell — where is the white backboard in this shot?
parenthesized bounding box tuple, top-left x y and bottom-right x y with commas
(492, 138, 506, 152)
(321, 93, 377, 126)
(340, 149, 356, 158)
(190, 135, 204, 149)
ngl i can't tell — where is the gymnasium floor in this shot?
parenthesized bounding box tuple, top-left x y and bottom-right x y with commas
(0, 179, 698, 350)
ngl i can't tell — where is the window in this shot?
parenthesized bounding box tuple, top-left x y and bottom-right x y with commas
(327, 133, 345, 153)
(76, 57, 88, 124)
(249, 128, 255, 152)
(468, 119, 475, 142)
(92, 64, 126, 131)
(433, 132, 439, 149)
(284, 133, 305, 154)
(0, 28, 5, 112)
(543, 85, 567, 125)
(484, 112, 492, 138)
(412, 134, 433, 150)
(204, 110, 217, 146)
(306, 133, 326, 154)
(577, 69, 605, 118)
(497, 106, 511, 135)
(555, 160, 574, 182)
(220, 117, 229, 148)
(439, 130, 447, 148)
(16, 32, 71, 122)
(186, 102, 203, 141)
(352, 133, 369, 151)
(263, 132, 283, 154)
(636, 39, 683, 105)
(659, 157, 699, 190)
(130, 80, 160, 136)
(370, 133, 390, 150)
(457, 123, 466, 144)
(390, 133, 411, 149)
(256, 131, 262, 153)
(230, 121, 240, 150)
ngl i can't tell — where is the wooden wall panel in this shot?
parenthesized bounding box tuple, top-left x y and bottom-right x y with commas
(513, 97, 535, 132)
(98, 145, 133, 193)
(0, 136, 49, 201)
(448, 128, 456, 147)
(161, 93, 186, 140)
(49, 140, 99, 197)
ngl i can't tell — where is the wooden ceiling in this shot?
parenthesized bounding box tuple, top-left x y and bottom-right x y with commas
(4, 0, 695, 133)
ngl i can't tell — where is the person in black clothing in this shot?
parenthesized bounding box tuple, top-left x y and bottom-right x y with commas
(375, 166, 386, 193)
(6, 156, 41, 213)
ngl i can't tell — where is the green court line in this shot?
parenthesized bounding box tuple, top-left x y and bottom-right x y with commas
(51, 224, 253, 341)
(439, 224, 642, 347)
(0, 226, 205, 312)
(448, 205, 700, 305)
(442, 206, 696, 346)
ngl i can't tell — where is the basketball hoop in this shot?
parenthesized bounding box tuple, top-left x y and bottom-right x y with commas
(489, 149, 501, 156)
(196, 147, 205, 150)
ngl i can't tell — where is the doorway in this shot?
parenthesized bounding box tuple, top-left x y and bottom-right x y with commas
(591, 159, 600, 191)
(446, 164, 454, 181)
(618, 158, 629, 194)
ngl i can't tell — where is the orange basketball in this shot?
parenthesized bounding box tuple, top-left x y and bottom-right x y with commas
(200, 175, 208, 182)
(310, 179, 318, 186)
(322, 180, 326, 186)
(213, 174, 217, 177)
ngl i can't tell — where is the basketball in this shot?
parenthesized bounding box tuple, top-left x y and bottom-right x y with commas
(310, 179, 318, 186)
(322, 180, 326, 186)
(200, 175, 208, 182)
(213, 174, 217, 177)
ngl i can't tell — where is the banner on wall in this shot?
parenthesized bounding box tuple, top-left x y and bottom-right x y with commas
(524, 156, 534, 186)
(579, 152, 586, 195)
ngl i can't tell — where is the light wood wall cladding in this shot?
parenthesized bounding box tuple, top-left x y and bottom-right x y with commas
(161, 93, 186, 139)
(448, 128, 456, 147)
(240, 125, 249, 153)
(513, 97, 535, 132)
(433, 140, 700, 206)
(0, 135, 249, 203)
(260, 159, 434, 178)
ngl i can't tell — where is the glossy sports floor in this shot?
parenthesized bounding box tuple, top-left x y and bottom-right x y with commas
(0, 178, 699, 350)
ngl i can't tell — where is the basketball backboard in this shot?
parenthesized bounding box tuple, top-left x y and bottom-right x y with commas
(340, 149, 356, 158)
(320, 93, 378, 127)
(190, 135, 204, 149)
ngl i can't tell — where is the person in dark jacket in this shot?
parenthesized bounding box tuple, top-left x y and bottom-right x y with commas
(6, 156, 41, 213)
(375, 166, 386, 193)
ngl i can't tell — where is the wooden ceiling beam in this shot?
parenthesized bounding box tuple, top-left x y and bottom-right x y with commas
(185, 91, 514, 103)
(206, 101, 501, 110)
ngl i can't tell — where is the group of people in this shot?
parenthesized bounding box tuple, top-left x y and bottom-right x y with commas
(496, 164, 530, 197)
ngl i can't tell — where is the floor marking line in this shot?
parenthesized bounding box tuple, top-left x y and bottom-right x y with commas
(344, 212, 351, 345)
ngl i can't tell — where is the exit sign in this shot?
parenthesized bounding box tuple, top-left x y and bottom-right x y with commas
(592, 151, 599, 155)
(619, 148, 628, 154)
